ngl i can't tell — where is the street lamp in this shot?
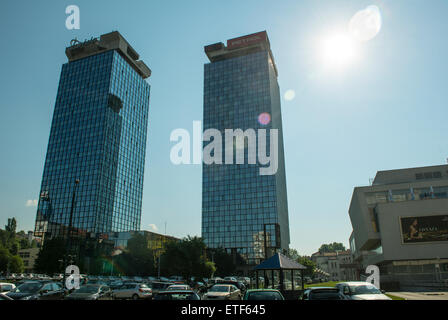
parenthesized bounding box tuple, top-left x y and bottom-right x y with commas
(63, 179, 80, 286)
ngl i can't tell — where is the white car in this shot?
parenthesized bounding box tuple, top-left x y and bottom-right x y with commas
(336, 282, 392, 300)
(203, 284, 241, 300)
(0, 282, 16, 294)
(113, 283, 152, 300)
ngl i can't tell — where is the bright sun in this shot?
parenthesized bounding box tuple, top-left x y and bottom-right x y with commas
(320, 33, 357, 68)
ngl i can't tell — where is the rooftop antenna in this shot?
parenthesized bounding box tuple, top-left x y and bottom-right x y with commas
(369, 178, 374, 186)
(164, 222, 167, 235)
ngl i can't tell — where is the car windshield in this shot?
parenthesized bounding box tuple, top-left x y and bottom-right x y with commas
(350, 285, 381, 295)
(310, 290, 343, 300)
(13, 282, 42, 293)
(209, 286, 230, 292)
(247, 291, 283, 300)
(74, 286, 100, 294)
(155, 293, 199, 300)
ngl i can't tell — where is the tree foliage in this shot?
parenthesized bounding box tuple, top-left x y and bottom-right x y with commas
(161, 236, 214, 280)
(0, 217, 25, 273)
(285, 248, 300, 261)
(115, 233, 155, 276)
(34, 237, 66, 274)
(207, 248, 236, 277)
(297, 256, 316, 277)
(318, 242, 346, 253)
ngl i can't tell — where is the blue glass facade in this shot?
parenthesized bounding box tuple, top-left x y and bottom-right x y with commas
(34, 48, 150, 240)
(202, 48, 290, 266)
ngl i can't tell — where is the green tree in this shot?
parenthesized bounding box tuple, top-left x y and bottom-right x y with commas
(34, 237, 66, 274)
(5, 218, 17, 233)
(0, 247, 10, 272)
(318, 242, 346, 253)
(161, 236, 214, 280)
(208, 248, 236, 277)
(9, 255, 24, 273)
(125, 233, 155, 276)
(298, 256, 316, 277)
(286, 248, 300, 261)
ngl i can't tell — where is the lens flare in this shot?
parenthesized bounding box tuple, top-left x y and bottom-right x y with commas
(284, 90, 296, 101)
(349, 5, 382, 42)
(258, 112, 271, 125)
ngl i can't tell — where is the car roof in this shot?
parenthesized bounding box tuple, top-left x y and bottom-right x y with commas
(158, 290, 196, 294)
(306, 287, 338, 290)
(338, 282, 374, 286)
(246, 289, 281, 293)
(168, 284, 188, 287)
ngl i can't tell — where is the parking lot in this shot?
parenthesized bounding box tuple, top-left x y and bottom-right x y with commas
(0, 273, 425, 300)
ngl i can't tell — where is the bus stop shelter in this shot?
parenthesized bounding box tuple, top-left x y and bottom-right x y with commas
(254, 253, 307, 300)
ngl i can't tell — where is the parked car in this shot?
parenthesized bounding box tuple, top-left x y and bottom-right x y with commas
(150, 281, 172, 295)
(0, 283, 16, 294)
(203, 284, 241, 300)
(0, 293, 13, 300)
(216, 280, 246, 293)
(243, 289, 285, 300)
(302, 287, 346, 300)
(166, 284, 191, 291)
(238, 277, 251, 285)
(169, 276, 184, 282)
(65, 284, 113, 300)
(109, 281, 124, 290)
(159, 276, 171, 282)
(224, 276, 238, 282)
(154, 290, 201, 300)
(207, 277, 224, 287)
(113, 282, 152, 300)
(336, 282, 391, 300)
(6, 281, 66, 300)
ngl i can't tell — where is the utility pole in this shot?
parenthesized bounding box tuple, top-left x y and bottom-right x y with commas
(63, 179, 80, 286)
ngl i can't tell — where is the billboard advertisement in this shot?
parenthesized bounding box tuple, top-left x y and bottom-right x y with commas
(400, 215, 448, 244)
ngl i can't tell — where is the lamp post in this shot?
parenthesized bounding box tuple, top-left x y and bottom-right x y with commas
(63, 179, 80, 286)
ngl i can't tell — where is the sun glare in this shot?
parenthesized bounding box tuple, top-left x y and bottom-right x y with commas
(320, 33, 357, 68)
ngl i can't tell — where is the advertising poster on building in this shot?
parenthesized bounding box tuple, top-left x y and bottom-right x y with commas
(400, 215, 448, 243)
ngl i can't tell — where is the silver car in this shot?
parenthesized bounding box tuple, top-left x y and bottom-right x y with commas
(336, 282, 392, 300)
(0, 282, 16, 294)
(113, 282, 152, 300)
(203, 284, 241, 300)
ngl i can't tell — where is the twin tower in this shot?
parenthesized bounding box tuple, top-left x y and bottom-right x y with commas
(34, 30, 290, 267)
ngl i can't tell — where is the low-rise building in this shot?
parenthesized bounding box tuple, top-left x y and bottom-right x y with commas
(18, 248, 40, 273)
(348, 164, 448, 290)
(311, 250, 357, 281)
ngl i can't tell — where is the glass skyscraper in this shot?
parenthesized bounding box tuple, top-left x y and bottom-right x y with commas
(202, 31, 290, 267)
(34, 32, 151, 243)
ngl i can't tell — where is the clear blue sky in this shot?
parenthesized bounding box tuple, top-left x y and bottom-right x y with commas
(0, 0, 447, 255)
